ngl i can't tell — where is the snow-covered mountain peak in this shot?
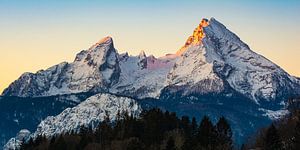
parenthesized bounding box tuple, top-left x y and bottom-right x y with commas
(176, 18, 210, 56)
(119, 52, 129, 61)
(2, 19, 300, 104)
(72, 36, 120, 87)
(203, 18, 248, 50)
(88, 36, 113, 50)
(75, 36, 115, 63)
(2, 36, 121, 97)
(138, 50, 147, 58)
(176, 17, 246, 56)
(166, 17, 300, 104)
(137, 50, 147, 69)
(3, 19, 300, 150)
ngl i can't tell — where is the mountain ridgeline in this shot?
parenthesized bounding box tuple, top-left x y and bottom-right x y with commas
(19, 108, 234, 150)
(2, 18, 300, 149)
(3, 18, 300, 105)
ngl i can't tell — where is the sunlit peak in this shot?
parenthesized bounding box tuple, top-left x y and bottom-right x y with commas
(176, 18, 209, 56)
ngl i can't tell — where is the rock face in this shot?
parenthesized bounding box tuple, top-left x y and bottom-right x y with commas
(110, 52, 177, 99)
(4, 129, 31, 150)
(2, 37, 177, 99)
(166, 44, 225, 96)
(176, 18, 210, 55)
(2, 17, 300, 149)
(0, 93, 91, 149)
(164, 18, 300, 106)
(137, 50, 147, 69)
(3, 18, 299, 105)
(2, 37, 120, 97)
(32, 93, 141, 138)
(4, 93, 141, 150)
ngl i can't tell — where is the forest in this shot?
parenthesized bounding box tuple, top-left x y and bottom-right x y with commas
(20, 106, 300, 150)
(243, 108, 300, 150)
(20, 108, 233, 150)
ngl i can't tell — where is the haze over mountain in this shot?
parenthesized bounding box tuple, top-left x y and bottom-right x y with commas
(2, 18, 300, 149)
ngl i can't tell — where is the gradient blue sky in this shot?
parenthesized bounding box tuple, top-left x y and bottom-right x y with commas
(0, 0, 300, 92)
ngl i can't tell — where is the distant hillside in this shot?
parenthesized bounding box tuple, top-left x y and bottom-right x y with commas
(17, 108, 234, 150)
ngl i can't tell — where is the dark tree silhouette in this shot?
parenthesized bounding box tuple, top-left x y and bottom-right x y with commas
(197, 115, 217, 149)
(165, 137, 176, 150)
(216, 116, 233, 150)
(19, 108, 234, 150)
(52, 135, 67, 150)
(264, 124, 283, 150)
(293, 118, 300, 149)
(126, 137, 145, 150)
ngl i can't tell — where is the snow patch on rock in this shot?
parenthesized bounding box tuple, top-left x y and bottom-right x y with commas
(259, 108, 289, 120)
(4, 93, 141, 150)
(4, 129, 30, 150)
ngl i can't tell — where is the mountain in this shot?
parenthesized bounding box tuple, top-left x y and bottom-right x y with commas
(2, 17, 300, 149)
(3, 18, 300, 106)
(4, 93, 141, 150)
(110, 52, 177, 99)
(165, 18, 300, 106)
(33, 93, 141, 139)
(2, 37, 120, 97)
(2, 37, 177, 99)
(0, 93, 92, 149)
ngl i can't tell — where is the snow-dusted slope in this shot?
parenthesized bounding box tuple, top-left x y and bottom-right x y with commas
(4, 130, 30, 150)
(110, 52, 177, 98)
(165, 18, 300, 104)
(2, 37, 120, 97)
(2, 18, 300, 104)
(3, 17, 300, 149)
(33, 93, 141, 137)
(2, 37, 177, 99)
(166, 44, 225, 95)
(4, 93, 141, 150)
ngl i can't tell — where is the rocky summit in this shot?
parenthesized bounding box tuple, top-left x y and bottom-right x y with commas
(2, 18, 300, 149)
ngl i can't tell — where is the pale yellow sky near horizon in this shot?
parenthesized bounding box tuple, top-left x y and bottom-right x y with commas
(0, 0, 299, 94)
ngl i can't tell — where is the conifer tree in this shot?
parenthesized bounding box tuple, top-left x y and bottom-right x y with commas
(48, 136, 57, 150)
(293, 118, 300, 149)
(126, 138, 145, 150)
(181, 116, 191, 138)
(191, 117, 198, 136)
(197, 115, 217, 149)
(20, 138, 33, 150)
(52, 135, 67, 150)
(216, 116, 233, 150)
(98, 113, 112, 148)
(18, 108, 234, 150)
(264, 124, 283, 150)
(165, 137, 176, 150)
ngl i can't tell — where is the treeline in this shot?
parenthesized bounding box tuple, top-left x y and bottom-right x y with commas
(21, 108, 233, 150)
(244, 110, 300, 150)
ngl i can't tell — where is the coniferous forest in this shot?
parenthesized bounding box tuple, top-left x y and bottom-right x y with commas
(243, 109, 300, 150)
(20, 108, 233, 150)
(20, 106, 300, 150)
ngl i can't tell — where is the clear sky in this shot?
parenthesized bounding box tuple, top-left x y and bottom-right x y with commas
(0, 0, 299, 93)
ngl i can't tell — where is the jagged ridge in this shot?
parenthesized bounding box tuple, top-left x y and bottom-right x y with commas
(4, 18, 299, 105)
(4, 93, 141, 150)
(165, 18, 300, 105)
(3, 17, 300, 150)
